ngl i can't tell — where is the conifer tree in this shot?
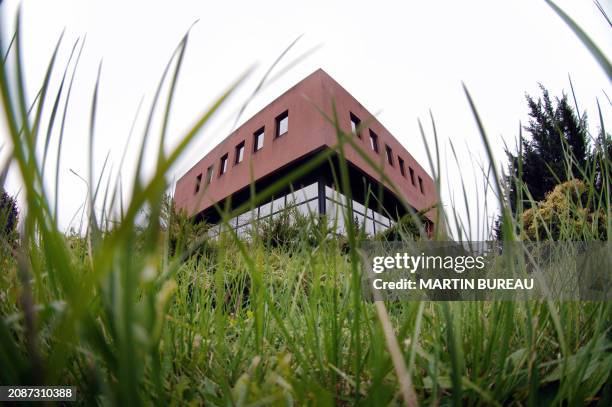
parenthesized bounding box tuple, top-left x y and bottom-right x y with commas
(506, 85, 589, 213)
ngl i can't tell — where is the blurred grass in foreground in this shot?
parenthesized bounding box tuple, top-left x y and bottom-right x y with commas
(1, 2, 611, 406)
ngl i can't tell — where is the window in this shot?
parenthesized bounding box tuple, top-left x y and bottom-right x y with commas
(219, 154, 228, 176)
(418, 176, 424, 194)
(272, 195, 285, 212)
(253, 127, 264, 152)
(235, 141, 245, 164)
(228, 215, 238, 228)
(194, 173, 202, 194)
(369, 130, 379, 153)
(350, 112, 361, 138)
(259, 201, 272, 219)
(365, 218, 375, 236)
(237, 210, 252, 227)
(385, 145, 394, 166)
(275, 111, 288, 137)
(206, 165, 214, 185)
(409, 167, 415, 186)
(398, 157, 406, 177)
(289, 183, 317, 205)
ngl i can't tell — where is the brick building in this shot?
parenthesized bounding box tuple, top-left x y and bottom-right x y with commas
(174, 69, 437, 236)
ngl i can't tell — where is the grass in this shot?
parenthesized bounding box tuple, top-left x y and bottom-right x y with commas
(1, 1, 611, 406)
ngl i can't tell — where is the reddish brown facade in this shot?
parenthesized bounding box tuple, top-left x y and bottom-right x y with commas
(174, 69, 437, 227)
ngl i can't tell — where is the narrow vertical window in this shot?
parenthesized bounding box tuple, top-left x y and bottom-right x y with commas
(385, 145, 394, 166)
(219, 154, 228, 176)
(235, 141, 245, 164)
(398, 157, 406, 177)
(369, 130, 379, 153)
(350, 112, 361, 138)
(275, 111, 289, 138)
(409, 167, 415, 186)
(194, 173, 202, 194)
(418, 176, 424, 193)
(253, 127, 264, 152)
(206, 165, 214, 185)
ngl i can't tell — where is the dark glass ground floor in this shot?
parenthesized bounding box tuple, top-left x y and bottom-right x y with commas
(194, 150, 431, 238)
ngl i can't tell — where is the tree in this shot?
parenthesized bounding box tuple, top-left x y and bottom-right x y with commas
(506, 85, 590, 214)
(591, 129, 612, 194)
(0, 188, 19, 248)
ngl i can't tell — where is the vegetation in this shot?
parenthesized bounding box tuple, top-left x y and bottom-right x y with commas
(251, 206, 323, 249)
(376, 208, 432, 242)
(496, 85, 611, 240)
(0, 188, 19, 240)
(507, 85, 589, 210)
(520, 179, 608, 241)
(0, 2, 610, 406)
(0, 188, 19, 267)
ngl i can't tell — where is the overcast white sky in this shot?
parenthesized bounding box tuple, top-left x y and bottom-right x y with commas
(1, 0, 610, 238)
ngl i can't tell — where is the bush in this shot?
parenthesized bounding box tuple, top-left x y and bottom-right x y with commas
(163, 196, 216, 261)
(520, 179, 607, 240)
(247, 205, 342, 250)
(375, 209, 431, 241)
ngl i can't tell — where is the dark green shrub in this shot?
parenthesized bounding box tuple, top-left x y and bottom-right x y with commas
(375, 210, 431, 241)
(251, 206, 328, 250)
(0, 188, 19, 250)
